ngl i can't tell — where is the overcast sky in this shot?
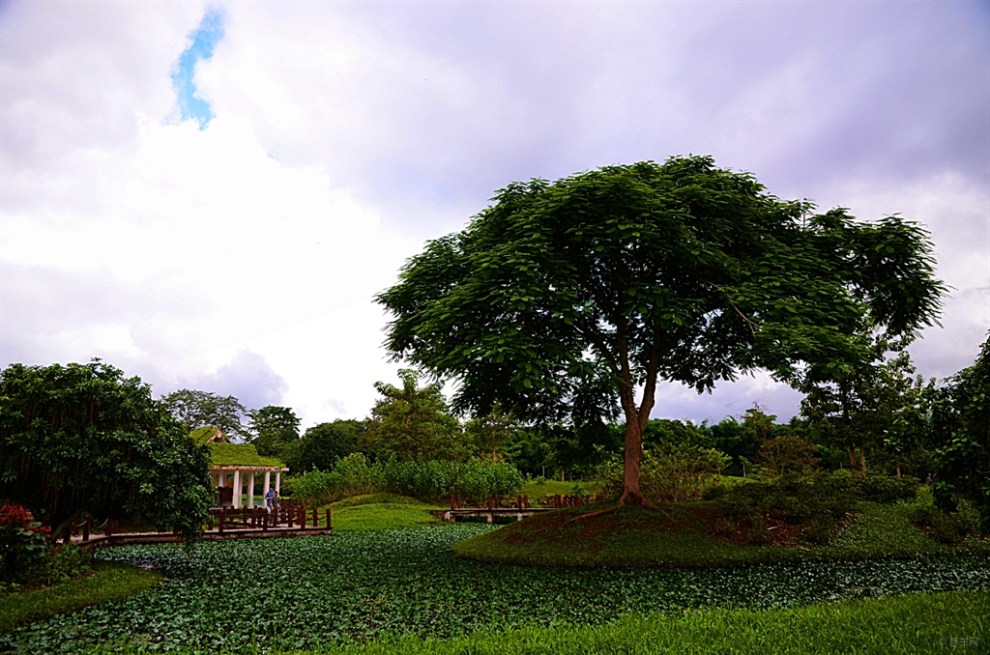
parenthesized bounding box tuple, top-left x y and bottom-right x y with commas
(2, 1, 988, 430)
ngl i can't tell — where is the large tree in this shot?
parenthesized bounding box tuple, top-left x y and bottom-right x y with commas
(283, 419, 367, 472)
(160, 388, 248, 440)
(248, 406, 300, 458)
(364, 369, 465, 462)
(930, 334, 990, 533)
(377, 156, 944, 505)
(0, 361, 212, 540)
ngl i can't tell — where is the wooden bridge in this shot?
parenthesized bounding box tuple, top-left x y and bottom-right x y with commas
(438, 494, 601, 523)
(68, 503, 332, 548)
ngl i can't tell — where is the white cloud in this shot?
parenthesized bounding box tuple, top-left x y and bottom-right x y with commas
(2, 1, 987, 430)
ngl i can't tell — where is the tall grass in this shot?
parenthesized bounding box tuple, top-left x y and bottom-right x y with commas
(302, 590, 990, 655)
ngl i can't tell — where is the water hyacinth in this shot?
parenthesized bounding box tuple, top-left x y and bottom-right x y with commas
(2, 525, 988, 654)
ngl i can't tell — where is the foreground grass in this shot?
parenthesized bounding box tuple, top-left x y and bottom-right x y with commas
(0, 562, 161, 633)
(454, 501, 990, 568)
(328, 493, 442, 531)
(304, 590, 989, 655)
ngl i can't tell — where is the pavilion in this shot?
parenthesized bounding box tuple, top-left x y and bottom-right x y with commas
(191, 427, 289, 509)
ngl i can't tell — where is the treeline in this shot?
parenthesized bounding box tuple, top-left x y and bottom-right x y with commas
(284, 455, 524, 506)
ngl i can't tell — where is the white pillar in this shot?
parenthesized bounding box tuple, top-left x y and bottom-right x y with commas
(233, 470, 241, 508)
(275, 472, 281, 495)
(264, 471, 271, 495)
(248, 471, 256, 507)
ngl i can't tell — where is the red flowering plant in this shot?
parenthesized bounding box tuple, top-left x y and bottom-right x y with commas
(0, 503, 53, 585)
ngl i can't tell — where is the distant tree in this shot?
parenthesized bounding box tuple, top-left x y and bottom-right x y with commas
(378, 156, 944, 505)
(801, 344, 930, 477)
(0, 361, 212, 540)
(160, 389, 248, 440)
(757, 435, 819, 477)
(464, 403, 520, 463)
(364, 370, 466, 463)
(283, 419, 366, 472)
(874, 353, 934, 477)
(248, 406, 300, 458)
(930, 334, 990, 533)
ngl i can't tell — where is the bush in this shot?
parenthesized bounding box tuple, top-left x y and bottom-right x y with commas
(283, 469, 337, 506)
(911, 503, 979, 544)
(714, 476, 857, 545)
(0, 504, 51, 585)
(850, 475, 921, 503)
(378, 458, 524, 502)
(600, 444, 730, 502)
(45, 542, 93, 584)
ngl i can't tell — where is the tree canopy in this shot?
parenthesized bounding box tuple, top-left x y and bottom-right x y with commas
(930, 334, 990, 533)
(160, 389, 248, 441)
(364, 370, 466, 462)
(248, 405, 300, 457)
(0, 361, 212, 540)
(377, 156, 945, 504)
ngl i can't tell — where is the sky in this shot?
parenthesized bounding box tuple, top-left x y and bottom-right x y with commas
(1, 1, 988, 431)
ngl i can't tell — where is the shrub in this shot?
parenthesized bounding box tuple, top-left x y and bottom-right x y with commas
(851, 475, 921, 503)
(283, 469, 337, 506)
(714, 476, 857, 545)
(601, 444, 730, 502)
(0, 504, 51, 584)
(377, 458, 524, 502)
(757, 435, 819, 477)
(45, 542, 93, 584)
(911, 503, 979, 544)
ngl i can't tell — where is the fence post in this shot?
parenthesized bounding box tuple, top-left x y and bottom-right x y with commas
(326, 508, 332, 531)
(82, 515, 91, 542)
(218, 508, 225, 535)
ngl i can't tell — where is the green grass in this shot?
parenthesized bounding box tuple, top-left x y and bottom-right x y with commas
(328, 493, 442, 531)
(299, 590, 989, 655)
(0, 561, 162, 633)
(454, 500, 990, 568)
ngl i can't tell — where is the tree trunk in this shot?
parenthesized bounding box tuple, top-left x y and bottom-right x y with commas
(859, 447, 867, 476)
(848, 447, 858, 475)
(895, 460, 902, 478)
(619, 417, 647, 506)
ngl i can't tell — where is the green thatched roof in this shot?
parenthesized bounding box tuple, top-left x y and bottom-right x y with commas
(207, 442, 286, 469)
(190, 426, 220, 446)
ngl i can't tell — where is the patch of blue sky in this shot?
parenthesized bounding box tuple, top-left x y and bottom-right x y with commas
(172, 8, 224, 129)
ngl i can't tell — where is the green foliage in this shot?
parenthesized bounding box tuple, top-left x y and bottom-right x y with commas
(308, 592, 990, 655)
(329, 494, 441, 531)
(378, 458, 524, 502)
(365, 370, 467, 463)
(248, 405, 301, 457)
(0, 504, 50, 584)
(0, 561, 161, 634)
(912, 503, 981, 545)
(160, 389, 248, 440)
(284, 419, 367, 473)
(757, 435, 819, 478)
(4, 528, 987, 652)
(930, 334, 990, 533)
(0, 361, 213, 541)
(464, 403, 520, 463)
(284, 455, 525, 505)
(377, 156, 945, 501)
(601, 443, 730, 501)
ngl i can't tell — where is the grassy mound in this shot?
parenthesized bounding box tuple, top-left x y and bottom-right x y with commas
(453, 501, 989, 568)
(329, 493, 442, 531)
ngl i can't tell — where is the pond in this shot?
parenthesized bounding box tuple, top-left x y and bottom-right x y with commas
(3, 524, 989, 653)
